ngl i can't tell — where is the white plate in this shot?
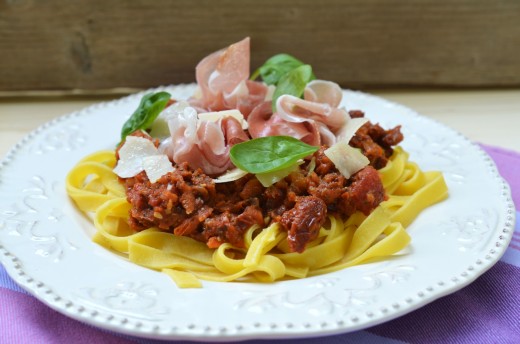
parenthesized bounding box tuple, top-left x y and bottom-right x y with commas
(0, 85, 515, 341)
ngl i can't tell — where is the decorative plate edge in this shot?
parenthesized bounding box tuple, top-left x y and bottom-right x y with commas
(0, 86, 516, 341)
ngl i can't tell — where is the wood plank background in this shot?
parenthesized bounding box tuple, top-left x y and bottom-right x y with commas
(1, 0, 519, 93)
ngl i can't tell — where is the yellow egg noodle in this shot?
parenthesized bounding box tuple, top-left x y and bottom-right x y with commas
(65, 147, 448, 288)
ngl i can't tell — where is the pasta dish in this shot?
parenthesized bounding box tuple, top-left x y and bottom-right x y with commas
(66, 38, 448, 288)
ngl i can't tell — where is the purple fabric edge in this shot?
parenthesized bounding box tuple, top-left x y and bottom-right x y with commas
(479, 144, 520, 207)
(0, 288, 136, 344)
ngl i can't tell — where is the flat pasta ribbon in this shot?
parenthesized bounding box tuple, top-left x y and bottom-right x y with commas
(65, 147, 448, 288)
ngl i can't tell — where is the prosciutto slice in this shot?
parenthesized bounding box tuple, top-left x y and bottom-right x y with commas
(189, 37, 268, 117)
(247, 101, 322, 146)
(303, 80, 343, 107)
(277, 95, 347, 131)
(159, 107, 249, 175)
(247, 80, 349, 146)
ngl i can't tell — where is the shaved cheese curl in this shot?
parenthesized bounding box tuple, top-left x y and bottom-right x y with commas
(198, 109, 248, 130)
(213, 167, 249, 183)
(324, 142, 369, 179)
(113, 136, 160, 178)
(142, 155, 175, 183)
(336, 117, 369, 143)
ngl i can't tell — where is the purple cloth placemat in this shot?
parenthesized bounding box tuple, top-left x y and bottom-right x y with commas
(1, 144, 518, 344)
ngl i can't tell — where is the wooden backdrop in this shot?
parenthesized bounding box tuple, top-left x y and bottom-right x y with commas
(1, 0, 519, 93)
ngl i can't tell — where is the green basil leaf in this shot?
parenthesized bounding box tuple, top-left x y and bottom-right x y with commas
(271, 64, 313, 112)
(120, 91, 171, 141)
(250, 54, 303, 85)
(251, 53, 315, 85)
(230, 136, 318, 174)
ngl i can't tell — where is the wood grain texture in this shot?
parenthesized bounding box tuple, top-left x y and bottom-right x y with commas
(1, 0, 519, 92)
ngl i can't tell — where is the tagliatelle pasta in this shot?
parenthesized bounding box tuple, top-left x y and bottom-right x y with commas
(66, 146, 448, 288)
(65, 39, 449, 288)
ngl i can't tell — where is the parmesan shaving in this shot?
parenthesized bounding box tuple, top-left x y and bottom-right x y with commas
(255, 160, 303, 187)
(324, 142, 369, 179)
(198, 109, 248, 130)
(214, 167, 249, 183)
(306, 157, 316, 174)
(143, 155, 175, 183)
(336, 117, 369, 143)
(113, 136, 159, 178)
(264, 84, 276, 101)
(113, 136, 174, 182)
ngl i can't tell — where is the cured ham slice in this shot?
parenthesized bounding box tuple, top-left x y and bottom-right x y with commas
(221, 115, 250, 145)
(160, 106, 249, 175)
(247, 101, 321, 146)
(276, 94, 347, 132)
(238, 80, 269, 117)
(190, 37, 268, 117)
(247, 81, 349, 146)
(303, 80, 343, 107)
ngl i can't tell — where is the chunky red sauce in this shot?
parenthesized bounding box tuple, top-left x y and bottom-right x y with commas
(120, 115, 403, 253)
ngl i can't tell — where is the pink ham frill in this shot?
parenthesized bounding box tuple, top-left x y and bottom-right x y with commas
(189, 37, 268, 118)
(247, 80, 350, 146)
(159, 107, 249, 176)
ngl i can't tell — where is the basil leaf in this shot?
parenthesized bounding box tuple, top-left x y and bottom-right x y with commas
(230, 136, 318, 174)
(271, 64, 313, 112)
(251, 53, 315, 85)
(120, 91, 171, 141)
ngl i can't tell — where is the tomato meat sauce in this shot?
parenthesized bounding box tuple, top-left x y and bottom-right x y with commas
(119, 114, 403, 253)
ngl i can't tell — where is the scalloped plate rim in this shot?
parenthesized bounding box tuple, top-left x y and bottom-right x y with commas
(0, 85, 515, 341)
